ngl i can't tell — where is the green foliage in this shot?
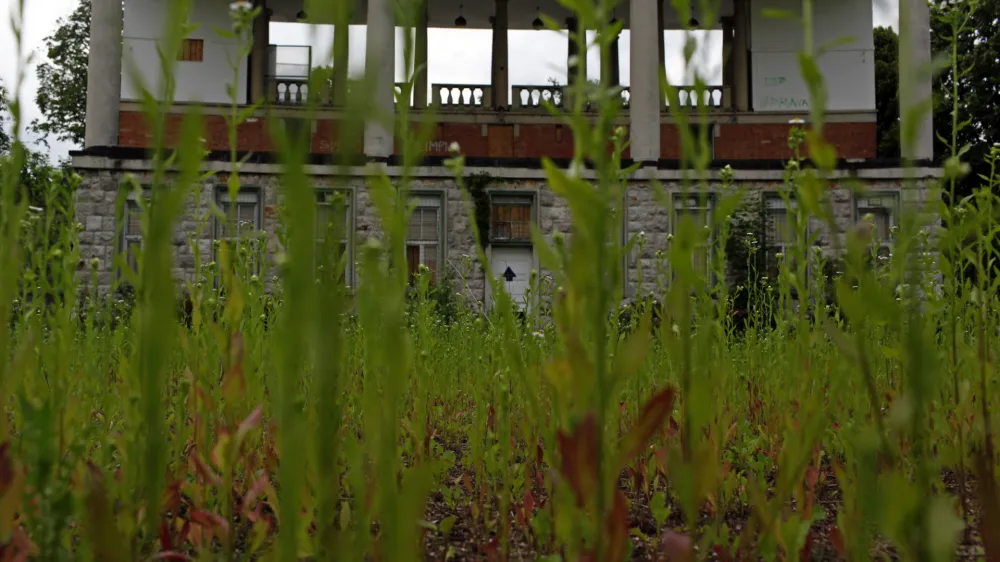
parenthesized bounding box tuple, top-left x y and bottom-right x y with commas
(0, 83, 10, 154)
(874, 26, 900, 159)
(3, 0, 1000, 560)
(33, 0, 90, 147)
(462, 171, 492, 252)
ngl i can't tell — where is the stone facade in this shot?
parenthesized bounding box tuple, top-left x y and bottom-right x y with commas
(73, 159, 938, 303)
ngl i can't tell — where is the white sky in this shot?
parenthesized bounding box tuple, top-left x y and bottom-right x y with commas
(0, 0, 900, 161)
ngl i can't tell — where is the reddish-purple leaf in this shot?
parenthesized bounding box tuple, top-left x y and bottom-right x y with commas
(190, 509, 229, 541)
(604, 491, 629, 562)
(81, 464, 128, 562)
(662, 528, 693, 562)
(235, 405, 263, 445)
(189, 449, 222, 486)
(556, 414, 598, 507)
(974, 450, 1000, 561)
(616, 386, 677, 471)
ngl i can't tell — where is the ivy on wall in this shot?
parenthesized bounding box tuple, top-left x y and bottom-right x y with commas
(463, 171, 493, 252)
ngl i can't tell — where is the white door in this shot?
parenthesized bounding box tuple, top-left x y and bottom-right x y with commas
(491, 246, 533, 307)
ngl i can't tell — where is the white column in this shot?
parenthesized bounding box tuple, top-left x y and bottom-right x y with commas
(414, 2, 429, 108)
(364, 0, 395, 158)
(657, 0, 666, 104)
(84, 0, 124, 149)
(732, 0, 749, 112)
(900, 0, 933, 161)
(491, 0, 509, 107)
(629, 0, 661, 162)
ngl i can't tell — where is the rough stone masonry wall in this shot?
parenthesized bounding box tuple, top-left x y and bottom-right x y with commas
(624, 178, 938, 298)
(74, 170, 498, 299)
(75, 168, 935, 301)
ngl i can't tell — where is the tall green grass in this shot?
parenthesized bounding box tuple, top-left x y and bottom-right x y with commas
(0, 0, 997, 560)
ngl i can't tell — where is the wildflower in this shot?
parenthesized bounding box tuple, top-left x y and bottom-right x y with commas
(250, 275, 260, 284)
(449, 142, 461, 154)
(667, 233, 674, 242)
(775, 252, 784, 260)
(532, 331, 544, 339)
(90, 257, 100, 269)
(719, 164, 734, 184)
(28, 206, 43, 214)
(671, 324, 680, 335)
(789, 118, 805, 125)
(229, 0, 252, 11)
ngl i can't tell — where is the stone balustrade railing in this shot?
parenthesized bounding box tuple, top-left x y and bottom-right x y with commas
(434, 84, 492, 108)
(667, 86, 731, 110)
(271, 78, 310, 106)
(512, 85, 565, 110)
(267, 81, 732, 112)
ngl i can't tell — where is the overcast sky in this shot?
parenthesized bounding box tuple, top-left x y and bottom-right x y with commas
(0, 0, 900, 161)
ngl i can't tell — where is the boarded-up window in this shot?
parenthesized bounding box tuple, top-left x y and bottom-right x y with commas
(178, 39, 204, 62)
(491, 195, 533, 242)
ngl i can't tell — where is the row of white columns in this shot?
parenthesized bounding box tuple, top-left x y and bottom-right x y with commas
(83, 0, 936, 164)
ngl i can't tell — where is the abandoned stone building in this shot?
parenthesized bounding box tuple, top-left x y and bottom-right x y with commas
(72, 0, 939, 304)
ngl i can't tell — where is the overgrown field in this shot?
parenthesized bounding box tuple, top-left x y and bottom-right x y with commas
(2, 0, 999, 560)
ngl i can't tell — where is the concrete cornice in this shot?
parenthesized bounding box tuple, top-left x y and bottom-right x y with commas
(116, 100, 876, 125)
(71, 153, 941, 182)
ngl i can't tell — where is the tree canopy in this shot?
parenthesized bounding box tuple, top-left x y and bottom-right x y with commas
(33, 0, 90, 148)
(929, 0, 1000, 165)
(0, 83, 11, 155)
(873, 26, 900, 159)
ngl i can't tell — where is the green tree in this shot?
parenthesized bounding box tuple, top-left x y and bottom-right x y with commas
(873, 26, 900, 159)
(33, 0, 90, 147)
(0, 83, 11, 154)
(931, 0, 999, 169)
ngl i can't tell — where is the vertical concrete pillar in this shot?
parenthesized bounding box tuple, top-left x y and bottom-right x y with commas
(364, 0, 396, 158)
(414, 1, 429, 108)
(732, 0, 749, 112)
(629, 0, 661, 162)
(84, 0, 124, 149)
(491, 0, 509, 107)
(250, 3, 270, 104)
(899, 0, 933, 162)
(566, 17, 586, 86)
(657, 0, 666, 104)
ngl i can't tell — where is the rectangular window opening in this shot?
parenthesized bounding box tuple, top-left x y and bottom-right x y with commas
(179, 38, 205, 62)
(315, 190, 353, 284)
(406, 194, 443, 283)
(672, 193, 716, 281)
(490, 194, 533, 243)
